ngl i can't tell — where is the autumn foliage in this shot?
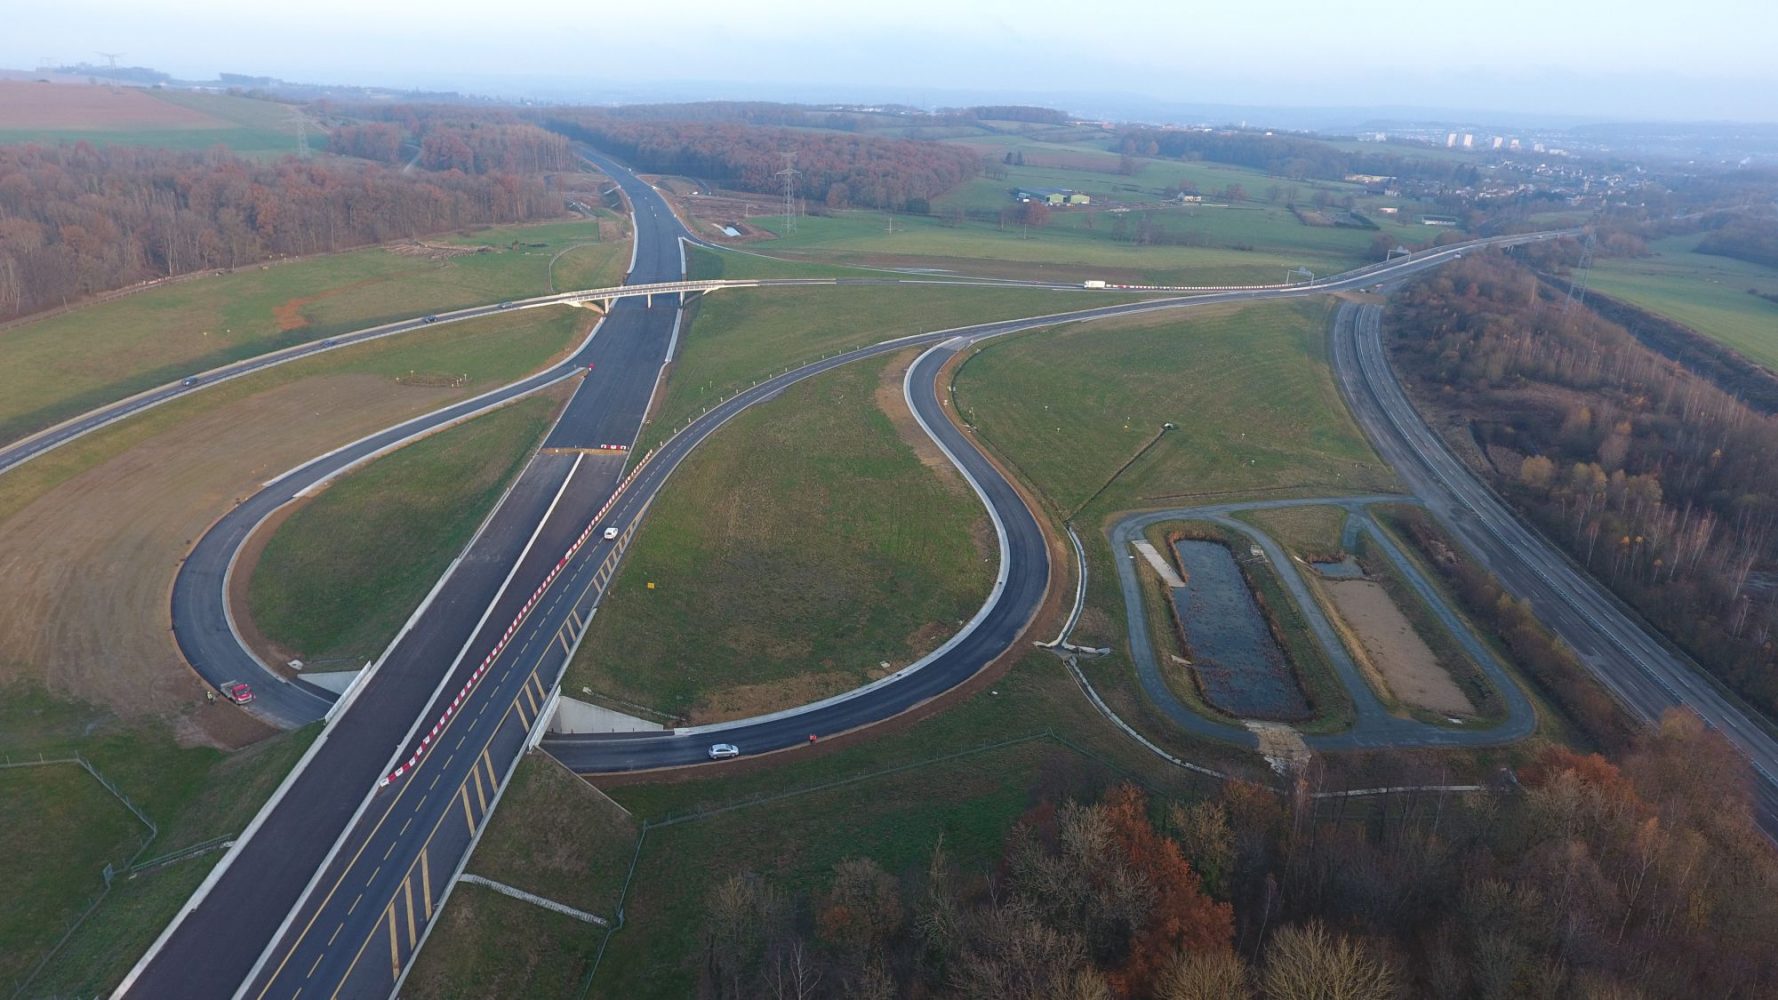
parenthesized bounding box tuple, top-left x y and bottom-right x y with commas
(0, 142, 562, 322)
(546, 116, 979, 211)
(1388, 251, 1778, 717)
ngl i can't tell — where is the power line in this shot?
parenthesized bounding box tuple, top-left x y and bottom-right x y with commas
(775, 152, 800, 235)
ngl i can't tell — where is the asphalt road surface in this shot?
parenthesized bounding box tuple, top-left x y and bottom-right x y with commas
(116, 210, 1563, 998)
(1331, 301, 1778, 835)
(119, 149, 692, 999)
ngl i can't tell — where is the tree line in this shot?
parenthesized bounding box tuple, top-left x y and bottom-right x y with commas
(0, 143, 563, 322)
(1386, 251, 1778, 716)
(327, 106, 575, 175)
(694, 714, 1774, 998)
(545, 117, 980, 212)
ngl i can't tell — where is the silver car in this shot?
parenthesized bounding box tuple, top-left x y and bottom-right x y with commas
(708, 743, 739, 760)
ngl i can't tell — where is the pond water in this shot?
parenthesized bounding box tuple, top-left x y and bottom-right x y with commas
(1170, 539, 1310, 720)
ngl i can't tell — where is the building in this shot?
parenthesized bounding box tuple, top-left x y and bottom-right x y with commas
(1420, 214, 1459, 226)
(1012, 187, 1090, 207)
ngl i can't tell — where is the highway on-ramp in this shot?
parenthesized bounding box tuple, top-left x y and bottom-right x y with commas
(117, 148, 693, 999)
(116, 195, 1563, 997)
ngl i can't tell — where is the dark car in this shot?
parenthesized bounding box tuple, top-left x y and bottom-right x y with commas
(423, 314, 439, 324)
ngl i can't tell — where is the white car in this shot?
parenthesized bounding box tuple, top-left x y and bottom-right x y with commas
(708, 743, 739, 760)
(603, 526, 620, 541)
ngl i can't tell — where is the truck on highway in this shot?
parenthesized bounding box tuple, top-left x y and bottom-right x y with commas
(1083, 279, 1107, 289)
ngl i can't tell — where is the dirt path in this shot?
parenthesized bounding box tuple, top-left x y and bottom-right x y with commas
(1324, 578, 1475, 716)
(0, 375, 463, 747)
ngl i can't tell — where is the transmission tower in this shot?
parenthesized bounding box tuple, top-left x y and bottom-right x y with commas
(97, 52, 123, 69)
(775, 152, 800, 234)
(1562, 231, 1598, 317)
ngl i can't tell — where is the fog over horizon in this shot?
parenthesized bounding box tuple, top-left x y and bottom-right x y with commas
(7, 0, 1777, 123)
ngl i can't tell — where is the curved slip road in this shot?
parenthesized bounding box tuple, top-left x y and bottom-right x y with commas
(1331, 301, 1778, 834)
(116, 210, 1565, 998)
(118, 148, 697, 1000)
(1109, 497, 1537, 751)
(543, 232, 1565, 773)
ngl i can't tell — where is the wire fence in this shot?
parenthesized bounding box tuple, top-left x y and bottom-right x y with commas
(5, 753, 155, 999)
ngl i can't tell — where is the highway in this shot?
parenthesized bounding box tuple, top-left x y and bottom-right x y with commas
(117, 148, 694, 999)
(1331, 301, 1778, 834)
(113, 161, 1563, 997)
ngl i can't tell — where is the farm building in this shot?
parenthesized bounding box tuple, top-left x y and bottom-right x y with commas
(1012, 187, 1090, 206)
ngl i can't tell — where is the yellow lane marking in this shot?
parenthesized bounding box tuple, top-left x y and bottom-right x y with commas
(523, 682, 539, 716)
(460, 786, 475, 835)
(421, 848, 433, 918)
(557, 629, 572, 655)
(515, 696, 531, 729)
(472, 767, 487, 813)
(387, 905, 400, 980)
(530, 673, 547, 702)
(480, 748, 498, 790)
(403, 878, 416, 947)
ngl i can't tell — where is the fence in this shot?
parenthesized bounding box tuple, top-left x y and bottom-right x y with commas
(4, 753, 155, 998)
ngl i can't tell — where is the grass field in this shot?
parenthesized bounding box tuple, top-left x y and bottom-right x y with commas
(566, 356, 992, 722)
(950, 298, 1397, 518)
(640, 282, 1141, 451)
(0, 684, 318, 996)
(742, 207, 1383, 288)
(549, 239, 630, 291)
(0, 85, 302, 155)
(0, 216, 613, 447)
(248, 390, 566, 667)
(1237, 505, 1351, 559)
(0, 306, 590, 732)
(0, 763, 146, 992)
(1589, 235, 1778, 370)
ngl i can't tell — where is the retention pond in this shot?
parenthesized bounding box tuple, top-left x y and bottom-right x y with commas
(1168, 539, 1310, 720)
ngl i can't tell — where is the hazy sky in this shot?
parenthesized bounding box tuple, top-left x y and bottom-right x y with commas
(8, 0, 1777, 121)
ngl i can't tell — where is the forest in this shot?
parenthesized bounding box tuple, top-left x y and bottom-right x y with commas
(694, 715, 1775, 998)
(326, 108, 575, 175)
(0, 143, 562, 322)
(544, 116, 980, 211)
(1386, 251, 1778, 716)
(1695, 216, 1778, 270)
